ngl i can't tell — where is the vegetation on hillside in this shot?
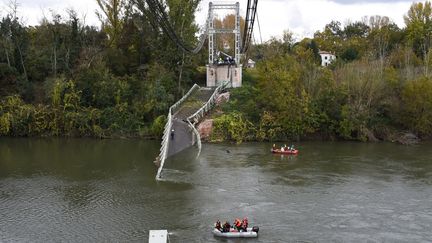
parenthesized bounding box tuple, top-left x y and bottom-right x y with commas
(1, 1, 432, 143)
(212, 1, 432, 143)
(0, 0, 201, 138)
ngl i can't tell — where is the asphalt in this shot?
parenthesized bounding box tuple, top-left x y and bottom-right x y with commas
(166, 87, 215, 158)
(167, 119, 193, 157)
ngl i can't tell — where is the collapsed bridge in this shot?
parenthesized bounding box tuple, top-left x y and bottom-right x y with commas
(147, 1, 259, 180)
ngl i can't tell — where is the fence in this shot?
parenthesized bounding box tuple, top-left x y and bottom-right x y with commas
(155, 81, 228, 180)
(155, 84, 200, 180)
(187, 81, 229, 124)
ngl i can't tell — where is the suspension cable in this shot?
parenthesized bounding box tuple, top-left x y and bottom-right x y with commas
(241, 0, 258, 53)
(142, 0, 210, 54)
(140, 0, 259, 58)
(256, 11, 263, 44)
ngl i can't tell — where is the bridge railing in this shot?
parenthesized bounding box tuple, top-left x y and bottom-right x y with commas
(156, 81, 228, 180)
(156, 84, 201, 180)
(187, 81, 229, 124)
(185, 81, 229, 158)
(186, 119, 202, 158)
(171, 84, 200, 113)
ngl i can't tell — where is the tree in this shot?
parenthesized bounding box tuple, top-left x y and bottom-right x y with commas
(48, 12, 62, 78)
(404, 1, 432, 75)
(343, 21, 369, 39)
(96, 0, 125, 48)
(314, 21, 343, 52)
(65, 9, 82, 73)
(402, 77, 432, 135)
(256, 55, 315, 139)
(0, 17, 13, 68)
(213, 14, 245, 53)
(134, 0, 201, 96)
(367, 16, 398, 69)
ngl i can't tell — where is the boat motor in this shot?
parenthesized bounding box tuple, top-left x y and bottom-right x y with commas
(252, 226, 259, 233)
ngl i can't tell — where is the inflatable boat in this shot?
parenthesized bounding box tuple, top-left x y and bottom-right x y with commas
(212, 227, 259, 238)
(271, 148, 299, 155)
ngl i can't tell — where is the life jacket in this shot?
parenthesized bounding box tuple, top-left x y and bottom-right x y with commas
(235, 219, 242, 227)
(242, 219, 248, 227)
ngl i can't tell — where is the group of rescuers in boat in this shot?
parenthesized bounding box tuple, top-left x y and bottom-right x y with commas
(273, 144, 295, 152)
(214, 218, 248, 232)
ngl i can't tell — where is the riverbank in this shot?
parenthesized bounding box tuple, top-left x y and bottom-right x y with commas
(195, 82, 425, 146)
(0, 91, 423, 146)
(198, 116, 422, 145)
(0, 95, 166, 139)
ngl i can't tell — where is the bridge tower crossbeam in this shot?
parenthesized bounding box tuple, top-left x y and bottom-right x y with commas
(206, 2, 242, 88)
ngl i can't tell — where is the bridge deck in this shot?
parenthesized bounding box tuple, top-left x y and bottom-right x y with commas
(167, 87, 215, 158)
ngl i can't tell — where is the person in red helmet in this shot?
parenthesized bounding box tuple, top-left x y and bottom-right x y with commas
(242, 217, 248, 232)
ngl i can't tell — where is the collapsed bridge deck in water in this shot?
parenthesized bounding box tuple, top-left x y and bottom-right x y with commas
(156, 82, 228, 180)
(168, 87, 215, 157)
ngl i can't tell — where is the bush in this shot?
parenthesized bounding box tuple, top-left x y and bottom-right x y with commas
(401, 77, 432, 136)
(150, 115, 167, 138)
(211, 112, 254, 143)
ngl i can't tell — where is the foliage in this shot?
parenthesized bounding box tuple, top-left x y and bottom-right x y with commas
(2, 1, 432, 143)
(211, 112, 254, 144)
(401, 77, 432, 135)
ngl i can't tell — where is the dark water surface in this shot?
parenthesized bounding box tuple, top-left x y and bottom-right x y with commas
(1, 138, 432, 242)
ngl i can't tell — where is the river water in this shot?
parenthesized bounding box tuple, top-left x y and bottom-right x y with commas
(1, 138, 431, 242)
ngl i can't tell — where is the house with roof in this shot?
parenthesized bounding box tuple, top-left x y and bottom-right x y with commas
(246, 59, 256, 68)
(319, 51, 336, 67)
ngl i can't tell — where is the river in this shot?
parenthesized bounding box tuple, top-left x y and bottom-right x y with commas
(1, 138, 431, 242)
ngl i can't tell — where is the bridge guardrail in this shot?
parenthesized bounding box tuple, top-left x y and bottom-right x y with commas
(187, 81, 229, 124)
(156, 84, 201, 180)
(185, 81, 229, 159)
(156, 81, 228, 181)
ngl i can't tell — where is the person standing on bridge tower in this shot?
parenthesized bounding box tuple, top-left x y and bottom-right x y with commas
(171, 129, 175, 140)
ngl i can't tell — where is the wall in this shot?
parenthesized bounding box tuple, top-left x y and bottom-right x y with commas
(206, 64, 242, 88)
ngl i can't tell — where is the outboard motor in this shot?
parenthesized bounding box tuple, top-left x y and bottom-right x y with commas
(252, 226, 259, 233)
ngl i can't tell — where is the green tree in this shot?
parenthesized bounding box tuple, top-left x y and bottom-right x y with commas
(404, 1, 432, 75)
(401, 77, 432, 135)
(96, 0, 125, 48)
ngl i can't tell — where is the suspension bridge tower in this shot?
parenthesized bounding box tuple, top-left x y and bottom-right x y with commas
(206, 2, 242, 88)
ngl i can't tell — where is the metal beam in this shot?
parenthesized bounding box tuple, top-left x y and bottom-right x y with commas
(211, 3, 238, 9)
(208, 2, 241, 65)
(209, 29, 238, 34)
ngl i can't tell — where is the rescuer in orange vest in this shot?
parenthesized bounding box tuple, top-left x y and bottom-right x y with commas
(234, 218, 242, 231)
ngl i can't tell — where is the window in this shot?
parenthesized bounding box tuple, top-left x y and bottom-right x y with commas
(325, 56, 328, 60)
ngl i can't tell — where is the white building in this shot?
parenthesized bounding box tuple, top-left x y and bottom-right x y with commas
(319, 51, 336, 67)
(247, 59, 256, 68)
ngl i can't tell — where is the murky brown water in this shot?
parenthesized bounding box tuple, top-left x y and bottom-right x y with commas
(1, 138, 431, 242)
